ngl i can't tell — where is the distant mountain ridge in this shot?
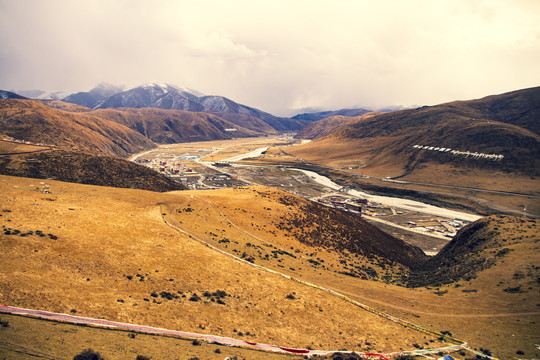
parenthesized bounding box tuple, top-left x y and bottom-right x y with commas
(63, 82, 308, 132)
(62, 82, 124, 109)
(15, 89, 70, 100)
(292, 108, 372, 122)
(0, 90, 28, 100)
(295, 112, 380, 139)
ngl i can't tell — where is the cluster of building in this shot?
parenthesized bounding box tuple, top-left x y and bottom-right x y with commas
(316, 194, 468, 238)
(405, 219, 466, 238)
(317, 196, 366, 216)
(134, 157, 199, 180)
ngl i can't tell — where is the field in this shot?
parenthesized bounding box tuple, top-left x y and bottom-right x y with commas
(1, 172, 538, 359)
(0, 175, 448, 358)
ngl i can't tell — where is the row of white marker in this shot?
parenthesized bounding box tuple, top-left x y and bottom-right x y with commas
(412, 145, 504, 161)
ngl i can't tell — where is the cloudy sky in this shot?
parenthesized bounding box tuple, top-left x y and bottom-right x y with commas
(1, 0, 539, 115)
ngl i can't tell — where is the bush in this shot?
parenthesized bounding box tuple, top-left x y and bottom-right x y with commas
(192, 339, 201, 346)
(394, 356, 415, 360)
(135, 356, 151, 360)
(73, 349, 105, 360)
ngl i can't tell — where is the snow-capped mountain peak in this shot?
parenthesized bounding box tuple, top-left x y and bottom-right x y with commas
(138, 82, 205, 97)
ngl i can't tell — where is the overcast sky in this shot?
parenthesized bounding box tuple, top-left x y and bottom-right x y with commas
(1, 0, 539, 115)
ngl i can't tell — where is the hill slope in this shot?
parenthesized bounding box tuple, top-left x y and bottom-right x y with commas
(88, 108, 262, 143)
(0, 99, 155, 157)
(292, 108, 372, 122)
(1, 177, 538, 358)
(288, 87, 540, 182)
(409, 215, 539, 287)
(0, 149, 185, 192)
(0, 177, 444, 353)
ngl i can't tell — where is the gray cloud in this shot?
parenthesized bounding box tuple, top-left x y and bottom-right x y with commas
(1, 0, 539, 115)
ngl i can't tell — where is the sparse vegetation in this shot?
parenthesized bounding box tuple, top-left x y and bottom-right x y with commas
(0, 318, 9, 328)
(73, 349, 105, 360)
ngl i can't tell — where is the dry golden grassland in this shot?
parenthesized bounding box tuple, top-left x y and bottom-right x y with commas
(1, 174, 538, 359)
(0, 175, 445, 355)
(168, 188, 540, 359)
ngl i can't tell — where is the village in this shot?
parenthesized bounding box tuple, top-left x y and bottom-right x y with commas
(132, 144, 468, 249)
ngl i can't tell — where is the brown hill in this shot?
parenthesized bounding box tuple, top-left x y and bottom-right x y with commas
(409, 215, 539, 287)
(0, 149, 185, 192)
(38, 99, 93, 112)
(287, 87, 540, 187)
(0, 99, 155, 157)
(1, 177, 538, 358)
(0, 177, 445, 354)
(88, 108, 263, 143)
(295, 112, 379, 139)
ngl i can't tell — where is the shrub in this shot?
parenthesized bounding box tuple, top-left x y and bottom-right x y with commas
(189, 293, 201, 302)
(135, 356, 151, 360)
(73, 349, 105, 360)
(504, 286, 525, 293)
(394, 356, 415, 360)
(192, 339, 201, 346)
(0, 318, 9, 328)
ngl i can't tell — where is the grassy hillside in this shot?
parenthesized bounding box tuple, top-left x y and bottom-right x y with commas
(0, 176, 448, 354)
(409, 215, 539, 287)
(89, 107, 262, 143)
(0, 99, 155, 157)
(286, 87, 540, 210)
(0, 149, 185, 191)
(1, 172, 538, 358)
(295, 112, 380, 140)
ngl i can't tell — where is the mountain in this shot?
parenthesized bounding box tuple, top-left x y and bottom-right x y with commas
(62, 82, 124, 109)
(92, 82, 203, 110)
(0, 90, 27, 99)
(0, 99, 155, 157)
(197, 95, 308, 131)
(16, 89, 71, 100)
(292, 108, 372, 121)
(288, 87, 540, 178)
(295, 112, 379, 139)
(62, 82, 308, 132)
(88, 107, 262, 143)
